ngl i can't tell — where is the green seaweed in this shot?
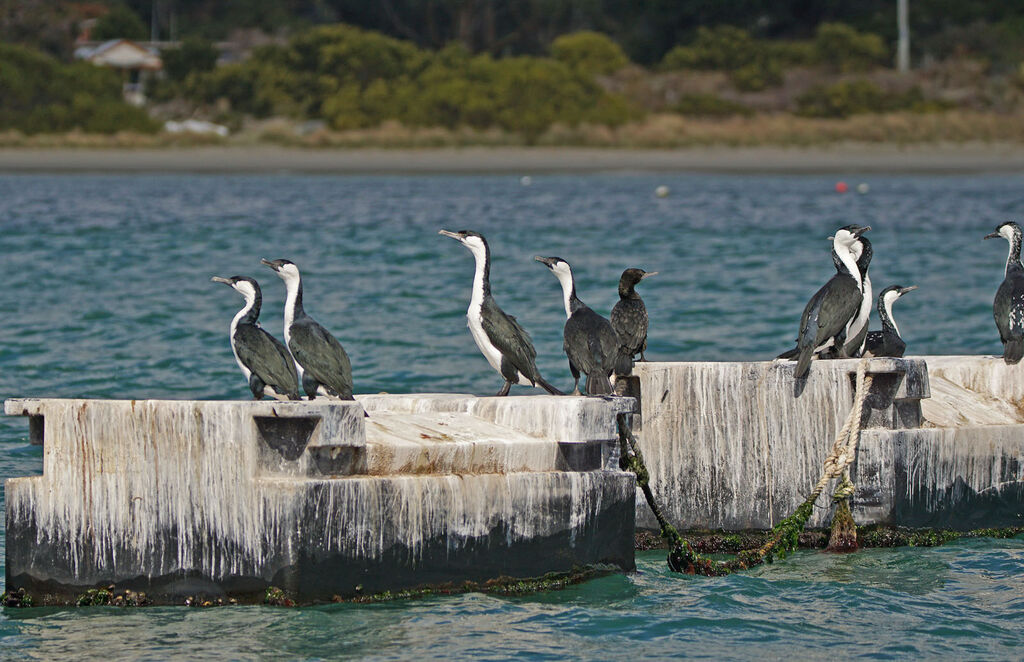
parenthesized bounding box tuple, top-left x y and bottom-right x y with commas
(1, 588, 34, 608)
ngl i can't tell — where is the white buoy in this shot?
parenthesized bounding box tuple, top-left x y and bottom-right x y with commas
(857, 183, 870, 194)
(655, 185, 670, 198)
(520, 176, 532, 186)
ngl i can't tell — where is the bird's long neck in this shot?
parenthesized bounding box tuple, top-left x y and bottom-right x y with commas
(618, 281, 638, 300)
(554, 268, 583, 318)
(469, 243, 491, 307)
(878, 293, 900, 337)
(1006, 231, 1023, 275)
(834, 243, 861, 285)
(283, 274, 305, 335)
(236, 289, 261, 326)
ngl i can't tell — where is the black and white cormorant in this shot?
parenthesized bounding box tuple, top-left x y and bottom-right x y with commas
(842, 235, 873, 357)
(535, 256, 618, 395)
(212, 275, 301, 400)
(984, 221, 1024, 364)
(611, 267, 657, 376)
(789, 225, 869, 378)
(261, 258, 354, 399)
(439, 229, 562, 396)
(863, 285, 917, 357)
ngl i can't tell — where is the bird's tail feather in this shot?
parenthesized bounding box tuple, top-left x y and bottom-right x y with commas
(535, 375, 565, 396)
(585, 371, 613, 395)
(613, 348, 634, 377)
(794, 347, 813, 378)
(1005, 338, 1024, 364)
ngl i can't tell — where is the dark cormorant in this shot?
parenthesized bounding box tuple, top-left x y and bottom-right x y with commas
(611, 268, 657, 376)
(863, 285, 917, 357)
(212, 275, 301, 400)
(535, 256, 618, 395)
(261, 258, 354, 399)
(439, 229, 562, 396)
(985, 222, 1024, 364)
(790, 225, 869, 378)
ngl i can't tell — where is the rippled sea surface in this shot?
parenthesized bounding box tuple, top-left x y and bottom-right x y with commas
(1, 173, 1023, 659)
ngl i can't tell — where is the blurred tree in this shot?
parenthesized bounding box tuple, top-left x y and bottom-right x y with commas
(550, 31, 629, 75)
(161, 37, 219, 81)
(0, 43, 159, 133)
(92, 5, 149, 41)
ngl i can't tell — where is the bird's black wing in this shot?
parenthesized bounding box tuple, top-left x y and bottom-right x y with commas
(611, 299, 648, 356)
(994, 274, 1024, 342)
(234, 324, 301, 399)
(813, 276, 862, 348)
(564, 308, 618, 376)
(480, 296, 541, 383)
(289, 318, 354, 398)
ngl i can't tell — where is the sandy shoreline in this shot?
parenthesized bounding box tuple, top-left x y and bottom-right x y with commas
(2, 144, 1024, 174)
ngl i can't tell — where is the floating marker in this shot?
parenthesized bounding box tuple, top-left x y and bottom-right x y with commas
(520, 176, 532, 186)
(857, 183, 870, 194)
(655, 185, 670, 198)
(835, 181, 849, 194)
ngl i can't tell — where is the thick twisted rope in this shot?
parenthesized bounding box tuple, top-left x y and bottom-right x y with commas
(621, 358, 875, 575)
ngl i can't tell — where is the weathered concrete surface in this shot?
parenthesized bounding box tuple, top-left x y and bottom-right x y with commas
(4, 395, 635, 605)
(633, 357, 1023, 530)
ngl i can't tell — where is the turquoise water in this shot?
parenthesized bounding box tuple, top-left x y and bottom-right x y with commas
(1, 174, 1023, 658)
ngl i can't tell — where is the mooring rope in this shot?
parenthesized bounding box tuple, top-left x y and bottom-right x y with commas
(619, 358, 874, 575)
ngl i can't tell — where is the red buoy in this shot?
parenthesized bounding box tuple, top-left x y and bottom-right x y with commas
(835, 181, 849, 193)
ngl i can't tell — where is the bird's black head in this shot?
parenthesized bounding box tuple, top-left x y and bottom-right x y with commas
(212, 275, 262, 300)
(984, 222, 1022, 241)
(260, 258, 294, 272)
(534, 256, 569, 270)
(619, 268, 657, 286)
(880, 284, 917, 299)
(439, 229, 489, 257)
(837, 224, 871, 238)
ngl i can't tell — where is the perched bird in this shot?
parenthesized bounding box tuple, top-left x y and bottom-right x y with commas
(863, 285, 917, 357)
(985, 221, 1024, 364)
(535, 256, 618, 395)
(261, 258, 354, 399)
(789, 225, 870, 378)
(439, 229, 562, 396)
(611, 268, 657, 376)
(842, 235, 873, 357)
(212, 276, 301, 401)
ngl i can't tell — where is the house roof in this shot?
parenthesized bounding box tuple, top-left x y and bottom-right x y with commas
(74, 39, 162, 70)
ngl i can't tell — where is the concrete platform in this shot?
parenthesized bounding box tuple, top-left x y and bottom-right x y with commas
(4, 395, 636, 605)
(631, 356, 1024, 530)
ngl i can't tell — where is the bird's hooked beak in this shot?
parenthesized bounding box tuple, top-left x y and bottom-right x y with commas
(534, 256, 557, 268)
(211, 276, 232, 285)
(852, 225, 871, 237)
(984, 232, 1000, 240)
(438, 229, 463, 241)
(260, 258, 279, 271)
(641, 271, 658, 280)
(899, 285, 918, 295)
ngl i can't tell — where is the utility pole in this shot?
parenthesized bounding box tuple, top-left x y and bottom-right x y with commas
(897, 0, 909, 72)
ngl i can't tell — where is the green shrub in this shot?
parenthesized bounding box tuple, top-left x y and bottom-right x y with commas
(795, 80, 948, 118)
(0, 43, 158, 134)
(659, 25, 785, 90)
(186, 23, 636, 137)
(814, 23, 888, 72)
(673, 93, 752, 117)
(550, 31, 629, 76)
(731, 60, 782, 92)
(162, 37, 219, 82)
